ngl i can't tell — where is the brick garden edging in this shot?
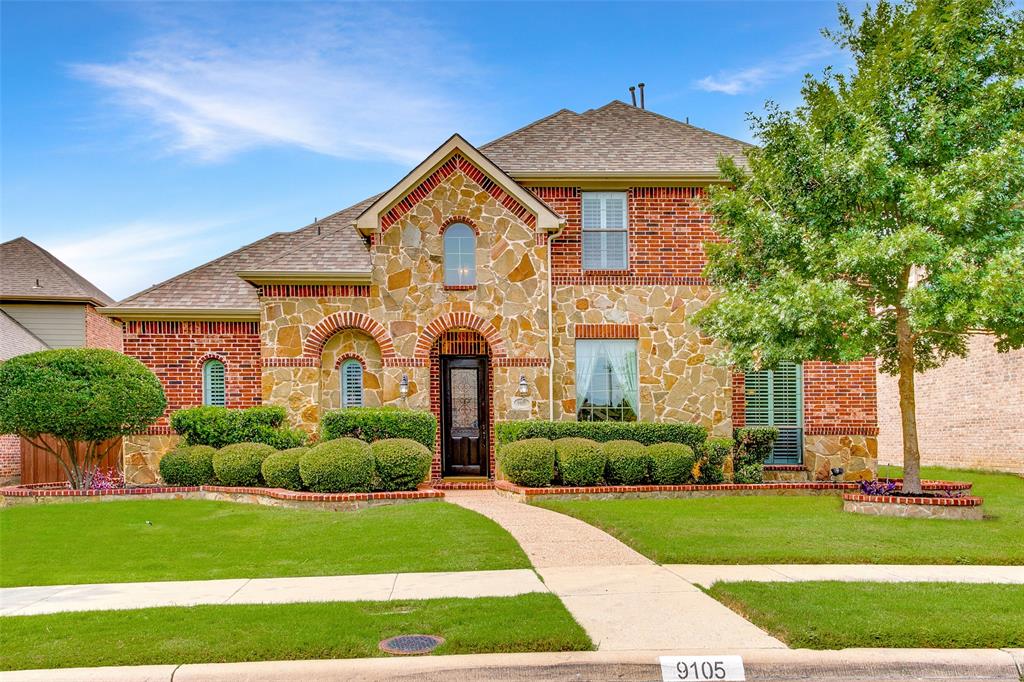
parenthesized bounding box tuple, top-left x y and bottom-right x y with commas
(0, 483, 443, 512)
(842, 492, 984, 520)
(493, 478, 973, 503)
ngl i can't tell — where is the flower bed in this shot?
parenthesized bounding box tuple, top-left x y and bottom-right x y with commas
(0, 482, 443, 512)
(495, 477, 972, 502)
(842, 492, 984, 520)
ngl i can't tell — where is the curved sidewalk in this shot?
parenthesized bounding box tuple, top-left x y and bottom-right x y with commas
(445, 490, 786, 651)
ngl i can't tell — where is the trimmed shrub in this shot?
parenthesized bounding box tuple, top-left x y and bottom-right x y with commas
(603, 440, 651, 485)
(553, 438, 606, 487)
(171, 406, 307, 449)
(733, 427, 778, 467)
(299, 438, 374, 493)
(160, 445, 217, 486)
(371, 438, 432, 491)
(647, 443, 696, 485)
(496, 420, 707, 451)
(497, 439, 557, 487)
(213, 442, 276, 487)
(261, 447, 308, 491)
(697, 438, 731, 485)
(733, 462, 765, 485)
(321, 407, 436, 450)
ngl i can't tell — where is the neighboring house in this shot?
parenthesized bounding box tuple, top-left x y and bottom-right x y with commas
(0, 237, 123, 483)
(100, 102, 877, 485)
(877, 337, 1024, 474)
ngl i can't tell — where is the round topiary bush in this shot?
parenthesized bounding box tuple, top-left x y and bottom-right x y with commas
(158, 448, 189, 486)
(497, 438, 556, 487)
(370, 438, 432, 491)
(603, 440, 651, 485)
(261, 447, 308, 491)
(299, 438, 374, 493)
(159, 446, 217, 486)
(213, 442, 276, 487)
(553, 438, 605, 487)
(647, 442, 696, 485)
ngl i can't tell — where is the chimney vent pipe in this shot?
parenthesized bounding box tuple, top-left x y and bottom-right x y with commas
(629, 86, 637, 107)
(638, 82, 645, 109)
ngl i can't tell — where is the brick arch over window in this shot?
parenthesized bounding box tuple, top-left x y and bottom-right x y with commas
(303, 312, 396, 359)
(334, 353, 367, 370)
(414, 312, 507, 359)
(440, 216, 480, 235)
(195, 352, 228, 368)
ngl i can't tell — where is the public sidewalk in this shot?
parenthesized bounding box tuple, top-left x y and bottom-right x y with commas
(0, 568, 544, 616)
(667, 563, 1024, 587)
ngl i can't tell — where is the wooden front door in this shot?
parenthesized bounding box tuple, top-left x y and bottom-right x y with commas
(441, 356, 488, 477)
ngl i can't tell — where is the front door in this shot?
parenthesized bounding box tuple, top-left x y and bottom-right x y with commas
(441, 356, 488, 477)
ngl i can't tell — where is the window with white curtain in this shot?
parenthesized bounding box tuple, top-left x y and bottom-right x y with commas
(444, 223, 476, 286)
(202, 359, 226, 407)
(575, 339, 638, 421)
(341, 359, 364, 408)
(582, 192, 628, 270)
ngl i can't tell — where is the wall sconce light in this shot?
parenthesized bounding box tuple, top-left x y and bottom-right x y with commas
(517, 375, 530, 397)
(399, 373, 409, 398)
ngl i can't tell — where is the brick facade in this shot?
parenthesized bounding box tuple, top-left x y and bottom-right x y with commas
(803, 360, 878, 435)
(122, 320, 261, 426)
(0, 434, 19, 484)
(877, 335, 1024, 473)
(84, 304, 123, 351)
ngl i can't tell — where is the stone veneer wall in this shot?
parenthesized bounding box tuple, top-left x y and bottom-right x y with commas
(877, 335, 1024, 474)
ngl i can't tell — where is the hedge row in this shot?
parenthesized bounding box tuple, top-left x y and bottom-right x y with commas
(496, 420, 707, 451)
(321, 407, 436, 450)
(159, 437, 432, 493)
(170, 406, 307, 450)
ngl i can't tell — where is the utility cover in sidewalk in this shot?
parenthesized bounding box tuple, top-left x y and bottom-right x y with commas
(379, 634, 445, 655)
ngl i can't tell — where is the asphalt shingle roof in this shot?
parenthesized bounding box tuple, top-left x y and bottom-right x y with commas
(0, 237, 113, 305)
(0, 309, 49, 360)
(481, 100, 752, 176)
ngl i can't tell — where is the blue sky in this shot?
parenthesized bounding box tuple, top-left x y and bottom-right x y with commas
(2, 1, 857, 300)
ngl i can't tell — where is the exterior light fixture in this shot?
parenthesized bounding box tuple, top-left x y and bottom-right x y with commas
(517, 375, 529, 397)
(399, 373, 409, 398)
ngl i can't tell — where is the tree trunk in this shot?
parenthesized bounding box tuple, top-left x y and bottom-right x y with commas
(895, 305, 922, 494)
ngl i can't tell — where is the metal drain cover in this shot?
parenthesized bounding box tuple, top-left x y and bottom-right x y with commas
(379, 634, 445, 655)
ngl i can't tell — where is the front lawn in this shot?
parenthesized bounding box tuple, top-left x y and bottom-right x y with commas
(0, 593, 592, 671)
(0, 500, 529, 587)
(708, 581, 1024, 649)
(535, 467, 1023, 564)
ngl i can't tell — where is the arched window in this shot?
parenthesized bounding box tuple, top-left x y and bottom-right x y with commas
(444, 223, 476, 286)
(341, 358, 364, 407)
(202, 359, 226, 407)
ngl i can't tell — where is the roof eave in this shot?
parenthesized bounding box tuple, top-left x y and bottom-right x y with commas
(0, 294, 110, 306)
(236, 270, 373, 285)
(510, 171, 732, 183)
(96, 307, 259, 322)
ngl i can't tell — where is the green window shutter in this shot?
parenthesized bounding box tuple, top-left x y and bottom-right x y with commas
(743, 362, 803, 464)
(341, 359, 364, 408)
(203, 360, 226, 407)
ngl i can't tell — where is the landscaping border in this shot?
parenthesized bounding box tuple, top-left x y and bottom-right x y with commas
(0, 483, 444, 511)
(842, 492, 984, 520)
(494, 479, 972, 502)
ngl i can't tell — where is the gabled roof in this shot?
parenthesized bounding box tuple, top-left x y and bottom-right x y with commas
(354, 134, 565, 234)
(481, 100, 752, 179)
(0, 309, 49, 360)
(103, 198, 376, 318)
(0, 237, 113, 305)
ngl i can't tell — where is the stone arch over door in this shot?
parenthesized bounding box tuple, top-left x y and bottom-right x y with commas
(303, 312, 397, 359)
(415, 312, 507, 360)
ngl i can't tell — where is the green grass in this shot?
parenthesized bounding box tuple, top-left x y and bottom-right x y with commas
(535, 466, 1024, 564)
(0, 500, 530, 587)
(0, 594, 592, 671)
(708, 581, 1024, 649)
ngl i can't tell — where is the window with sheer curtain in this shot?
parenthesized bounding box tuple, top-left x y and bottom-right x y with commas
(444, 223, 476, 286)
(582, 192, 628, 270)
(575, 339, 638, 421)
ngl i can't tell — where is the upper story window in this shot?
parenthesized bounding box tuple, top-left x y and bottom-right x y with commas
(444, 223, 476, 286)
(202, 359, 226, 407)
(582, 192, 628, 270)
(576, 339, 638, 422)
(340, 358, 364, 408)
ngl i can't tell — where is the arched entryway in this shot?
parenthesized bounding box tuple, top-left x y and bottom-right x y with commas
(429, 329, 494, 479)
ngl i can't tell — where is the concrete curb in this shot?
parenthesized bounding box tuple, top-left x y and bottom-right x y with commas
(3, 648, 1021, 681)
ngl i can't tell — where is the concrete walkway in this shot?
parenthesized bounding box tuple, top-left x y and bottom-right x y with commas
(445, 490, 787, 651)
(668, 563, 1024, 587)
(0, 569, 544, 617)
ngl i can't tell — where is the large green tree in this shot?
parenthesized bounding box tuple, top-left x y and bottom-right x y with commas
(696, 0, 1023, 492)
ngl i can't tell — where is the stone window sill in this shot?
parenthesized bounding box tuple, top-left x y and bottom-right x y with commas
(444, 284, 477, 291)
(583, 269, 631, 276)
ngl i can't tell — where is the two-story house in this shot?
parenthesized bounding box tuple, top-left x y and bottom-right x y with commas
(100, 102, 878, 485)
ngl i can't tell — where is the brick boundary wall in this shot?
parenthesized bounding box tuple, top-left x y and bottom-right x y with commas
(877, 335, 1024, 474)
(0, 435, 19, 484)
(84, 305, 123, 351)
(122, 320, 261, 425)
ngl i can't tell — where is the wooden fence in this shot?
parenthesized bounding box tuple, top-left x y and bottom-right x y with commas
(19, 436, 122, 485)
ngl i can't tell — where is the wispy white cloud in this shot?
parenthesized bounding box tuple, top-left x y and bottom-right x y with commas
(47, 218, 234, 299)
(694, 43, 836, 95)
(71, 5, 482, 164)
